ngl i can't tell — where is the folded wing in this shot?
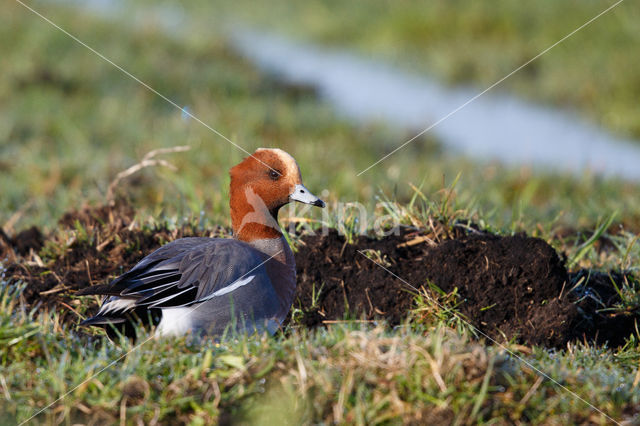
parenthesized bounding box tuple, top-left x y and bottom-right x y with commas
(78, 237, 273, 325)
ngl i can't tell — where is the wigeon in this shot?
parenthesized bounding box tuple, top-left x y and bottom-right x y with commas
(78, 148, 325, 338)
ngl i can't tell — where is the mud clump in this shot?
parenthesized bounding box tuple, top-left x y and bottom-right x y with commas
(569, 269, 638, 347)
(1, 226, 44, 257)
(412, 234, 575, 347)
(294, 229, 575, 347)
(293, 229, 636, 348)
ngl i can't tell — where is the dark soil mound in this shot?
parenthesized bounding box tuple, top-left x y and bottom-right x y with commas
(293, 228, 637, 348)
(2, 203, 638, 347)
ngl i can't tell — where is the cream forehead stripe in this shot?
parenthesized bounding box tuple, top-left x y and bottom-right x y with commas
(256, 148, 300, 177)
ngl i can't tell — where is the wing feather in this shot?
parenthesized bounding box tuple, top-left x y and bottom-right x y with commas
(80, 238, 271, 316)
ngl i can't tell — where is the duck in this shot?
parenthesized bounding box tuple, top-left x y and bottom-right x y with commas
(78, 148, 325, 339)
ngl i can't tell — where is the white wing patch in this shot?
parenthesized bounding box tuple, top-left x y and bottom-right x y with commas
(155, 307, 193, 337)
(98, 297, 136, 315)
(200, 275, 256, 301)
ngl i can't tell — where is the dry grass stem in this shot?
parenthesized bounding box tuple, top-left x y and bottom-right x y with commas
(105, 145, 190, 204)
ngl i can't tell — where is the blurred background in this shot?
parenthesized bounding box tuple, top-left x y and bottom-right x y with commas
(2, 0, 640, 231)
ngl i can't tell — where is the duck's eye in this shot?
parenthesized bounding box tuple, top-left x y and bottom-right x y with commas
(269, 170, 281, 180)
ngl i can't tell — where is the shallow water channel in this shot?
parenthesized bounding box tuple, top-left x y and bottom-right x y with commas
(229, 29, 640, 181)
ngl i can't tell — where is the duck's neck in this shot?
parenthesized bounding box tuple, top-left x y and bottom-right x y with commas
(230, 185, 297, 318)
(246, 235, 294, 266)
(230, 186, 292, 265)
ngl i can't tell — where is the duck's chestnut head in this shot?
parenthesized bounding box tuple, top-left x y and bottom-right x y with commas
(229, 148, 325, 214)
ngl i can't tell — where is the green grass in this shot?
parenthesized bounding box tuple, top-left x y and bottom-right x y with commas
(1, 279, 639, 424)
(2, 2, 640, 424)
